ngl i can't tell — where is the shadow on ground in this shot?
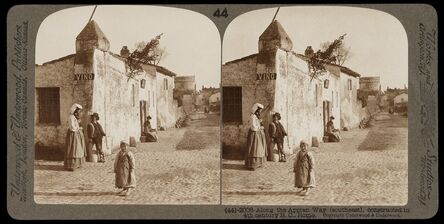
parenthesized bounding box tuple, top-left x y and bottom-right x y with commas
(223, 191, 298, 196)
(35, 147, 64, 161)
(34, 192, 118, 197)
(176, 128, 219, 150)
(176, 114, 220, 151)
(34, 164, 66, 171)
(222, 163, 247, 170)
(358, 115, 407, 151)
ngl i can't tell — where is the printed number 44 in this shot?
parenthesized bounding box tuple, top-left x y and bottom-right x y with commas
(214, 8, 228, 18)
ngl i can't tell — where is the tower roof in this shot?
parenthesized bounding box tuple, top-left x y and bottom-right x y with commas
(259, 20, 291, 41)
(76, 20, 109, 42)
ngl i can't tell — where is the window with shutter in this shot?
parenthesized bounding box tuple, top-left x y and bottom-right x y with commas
(37, 87, 61, 124)
(222, 87, 242, 123)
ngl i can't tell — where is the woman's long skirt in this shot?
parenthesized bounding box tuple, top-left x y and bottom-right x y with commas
(64, 130, 86, 171)
(245, 130, 268, 170)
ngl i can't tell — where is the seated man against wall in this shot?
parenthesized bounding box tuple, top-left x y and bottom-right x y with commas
(326, 116, 342, 142)
(143, 116, 158, 142)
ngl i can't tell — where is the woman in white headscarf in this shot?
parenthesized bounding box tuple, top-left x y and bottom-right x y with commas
(64, 103, 87, 171)
(245, 103, 268, 170)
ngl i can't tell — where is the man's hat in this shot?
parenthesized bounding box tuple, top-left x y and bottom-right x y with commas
(330, 116, 335, 120)
(120, 140, 129, 146)
(300, 140, 309, 147)
(92, 113, 99, 119)
(273, 112, 281, 119)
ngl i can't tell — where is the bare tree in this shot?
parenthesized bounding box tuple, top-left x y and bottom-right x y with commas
(307, 34, 348, 80)
(126, 33, 167, 80)
(133, 41, 167, 65)
(153, 46, 167, 65)
(320, 39, 352, 66)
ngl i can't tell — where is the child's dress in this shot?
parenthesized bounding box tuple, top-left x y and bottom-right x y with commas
(114, 150, 136, 189)
(293, 150, 316, 188)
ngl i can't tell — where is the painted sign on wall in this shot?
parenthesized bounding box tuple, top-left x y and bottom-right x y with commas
(74, 73, 94, 80)
(256, 73, 277, 80)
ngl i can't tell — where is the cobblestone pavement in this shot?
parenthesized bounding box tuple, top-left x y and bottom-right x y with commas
(222, 114, 408, 205)
(34, 112, 221, 204)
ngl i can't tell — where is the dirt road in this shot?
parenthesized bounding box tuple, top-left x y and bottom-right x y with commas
(222, 113, 408, 205)
(34, 112, 221, 204)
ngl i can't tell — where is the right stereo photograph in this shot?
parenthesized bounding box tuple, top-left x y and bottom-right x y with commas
(221, 6, 408, 205)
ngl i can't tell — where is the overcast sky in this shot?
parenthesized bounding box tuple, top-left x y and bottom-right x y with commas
(36, 5, 221, 90)
(223, 6, 408, 90)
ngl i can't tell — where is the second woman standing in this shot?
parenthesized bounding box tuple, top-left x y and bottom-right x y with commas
(245, 103, 268, 171)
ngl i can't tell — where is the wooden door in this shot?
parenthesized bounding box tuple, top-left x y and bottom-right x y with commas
(323, 101, 332, 134)
(140, 100, 147, 134)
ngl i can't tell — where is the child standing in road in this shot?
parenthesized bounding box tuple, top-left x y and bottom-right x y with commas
(293, 140, 316, 196)
(114, 140, 136, 196)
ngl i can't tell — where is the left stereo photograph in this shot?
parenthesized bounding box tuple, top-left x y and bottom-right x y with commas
(33, 5, 221, 204)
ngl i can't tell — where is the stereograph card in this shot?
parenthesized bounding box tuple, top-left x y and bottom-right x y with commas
(6, 4, 438, 219)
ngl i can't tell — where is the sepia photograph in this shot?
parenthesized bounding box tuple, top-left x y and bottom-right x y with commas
(6, 3, 439, 219)
(33, 5, 221, 204)
(221, 6, 408, 205)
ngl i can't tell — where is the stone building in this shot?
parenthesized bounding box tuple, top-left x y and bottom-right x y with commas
(35, 20, 180, 154)
(200, 86, 219, 108)
(393, 92, 408, 113)
(222, 20, 365, 159)
(378, 94, 390, 111)
(173, 76, 196, 113)
(358, 76, 381, 105)
(338, 67, 365, 129)
(208, 91, 220, 112)
(175, 75, 196, 91)
(359, 76, 380, 91)
(394, 92, 408, 104)
(385, 86, 407, 107)
(154, 65, 181, 129)
(194, 93, 203, 109)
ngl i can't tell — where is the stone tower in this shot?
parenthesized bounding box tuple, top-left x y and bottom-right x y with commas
(72, 20, 111, 137)
(257, 20, 293, 72)
(74, 20, 110, 74)
(75, 20, 110, 53)
(258, 20, 293, 53)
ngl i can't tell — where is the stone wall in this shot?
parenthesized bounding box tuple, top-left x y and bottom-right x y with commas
(366, 95, 380, 116)
(359, 76, 380, 91)
(323, 64, 341, 130)
(222, 50, 344, 159)
(275, 51, 340, 152)
(394, 93, 408, 104)
(174, 76, 195, 91)
(352, 97, 368, 124)
(182, 94, 194, 114)
(209, 92, 220, 103)
(339, 73, 361, 129)
(141, 65, 159, 129)
(35, 49, 176, 153)
(275, 51, 320, 152)
(156, 73, 176, 129)
(222, 49, 341, 159)
(195, 94, 203, 107)
(222, 54, 271, 158)
(35, 55, 93, 151)
(92, 50, 153, 153)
